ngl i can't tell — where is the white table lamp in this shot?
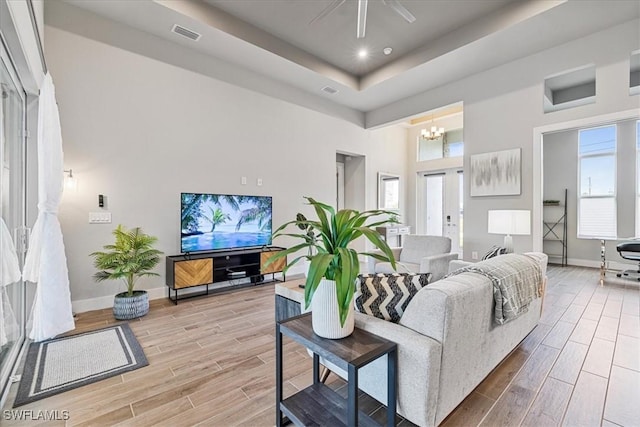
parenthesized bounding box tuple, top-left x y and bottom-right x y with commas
(487, 210, 531, 253)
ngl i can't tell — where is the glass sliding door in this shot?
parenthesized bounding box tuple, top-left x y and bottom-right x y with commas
(0, 40, 26, 401)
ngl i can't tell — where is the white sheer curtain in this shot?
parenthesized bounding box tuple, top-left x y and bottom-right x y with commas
(22, 72, 74, 341)
(1, 219, 20, 346)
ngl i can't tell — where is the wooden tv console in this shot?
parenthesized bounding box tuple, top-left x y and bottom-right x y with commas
(165, 246, 286, 304)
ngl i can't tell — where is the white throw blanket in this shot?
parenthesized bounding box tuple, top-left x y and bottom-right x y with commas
(446, 253, 543, 324)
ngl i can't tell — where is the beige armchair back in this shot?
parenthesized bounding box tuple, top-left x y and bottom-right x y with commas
(368, 235, 459, 281)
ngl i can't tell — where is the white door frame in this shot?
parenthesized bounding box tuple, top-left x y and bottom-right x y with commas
(0, 36, 28, 408)
(532, 108, 640, 252)
(336, 161, 345, 210)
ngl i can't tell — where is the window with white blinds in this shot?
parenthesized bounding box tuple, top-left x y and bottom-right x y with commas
(578, 125, 617, 239)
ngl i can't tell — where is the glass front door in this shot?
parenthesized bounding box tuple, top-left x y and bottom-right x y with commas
(0, 39, 26, 401)
(423, 174, 444, 236)
(419, 169, 463, 256)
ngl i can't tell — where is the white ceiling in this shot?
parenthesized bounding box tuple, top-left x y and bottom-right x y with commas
(51, 0, 639, 124)
(202, 0, 516, 77)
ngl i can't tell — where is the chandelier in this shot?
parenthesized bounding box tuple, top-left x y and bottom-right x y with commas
(419, 118, 445, 141)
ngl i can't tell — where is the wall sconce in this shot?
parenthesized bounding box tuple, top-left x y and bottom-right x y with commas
(64, 169, 77, 191)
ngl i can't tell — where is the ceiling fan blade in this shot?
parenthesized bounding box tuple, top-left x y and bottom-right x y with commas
(309, 0, 346, 25)
(383, 0, 416, 23)
(357, 0, 368, 38)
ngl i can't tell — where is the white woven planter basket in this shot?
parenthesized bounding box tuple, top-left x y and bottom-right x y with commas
(113, 291, 149, 320)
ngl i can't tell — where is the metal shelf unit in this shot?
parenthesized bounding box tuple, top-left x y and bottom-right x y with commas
(543, 188, 568, 267)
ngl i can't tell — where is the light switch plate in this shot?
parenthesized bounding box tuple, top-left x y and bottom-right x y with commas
(89, 212, 112, 224)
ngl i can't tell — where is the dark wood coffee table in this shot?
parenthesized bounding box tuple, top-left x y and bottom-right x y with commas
(276, 313, 397, 427)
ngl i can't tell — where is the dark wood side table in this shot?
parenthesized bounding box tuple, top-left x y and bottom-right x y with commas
(276, 313, 397, 427)
(274, 278, 305, 322)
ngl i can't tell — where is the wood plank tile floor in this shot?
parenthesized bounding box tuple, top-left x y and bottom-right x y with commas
(2, 266, 638, 426)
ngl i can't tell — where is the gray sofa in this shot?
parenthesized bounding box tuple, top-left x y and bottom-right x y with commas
(330, 252, 548, 427)
(368, 234, 459, 281)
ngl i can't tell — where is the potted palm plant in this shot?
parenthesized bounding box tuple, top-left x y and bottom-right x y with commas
(90, 225, 163, 320)
(267, 197, 397, 338)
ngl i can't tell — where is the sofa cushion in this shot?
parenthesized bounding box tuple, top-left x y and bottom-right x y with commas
(355, 273, 431, 322)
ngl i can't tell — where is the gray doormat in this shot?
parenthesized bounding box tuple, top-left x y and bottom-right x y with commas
(13, 323, 148, 407)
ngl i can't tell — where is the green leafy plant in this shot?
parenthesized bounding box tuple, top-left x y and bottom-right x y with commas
(266, 197, 397, 326)
(90, 225, 164, 297)
(295, 212, 317, 257)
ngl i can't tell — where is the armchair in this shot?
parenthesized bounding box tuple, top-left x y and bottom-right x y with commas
(368, 235, 458, 281)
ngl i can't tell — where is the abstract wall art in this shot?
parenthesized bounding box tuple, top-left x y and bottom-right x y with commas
(470, 148, 521, 196)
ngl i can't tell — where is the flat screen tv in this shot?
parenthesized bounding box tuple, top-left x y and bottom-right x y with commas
(181, 193, 272, 253)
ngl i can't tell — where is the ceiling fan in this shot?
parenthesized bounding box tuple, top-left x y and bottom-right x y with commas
(310, 0, 416, 39)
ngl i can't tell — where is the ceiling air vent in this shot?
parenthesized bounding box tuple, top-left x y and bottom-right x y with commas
(321, 86, 338, 95)
(171, 24, 201, 41)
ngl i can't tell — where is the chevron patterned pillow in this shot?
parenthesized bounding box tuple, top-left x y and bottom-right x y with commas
(355, 273, 432, 323)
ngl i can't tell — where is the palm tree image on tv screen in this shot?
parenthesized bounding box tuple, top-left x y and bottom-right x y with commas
(180, 193, 272, 253)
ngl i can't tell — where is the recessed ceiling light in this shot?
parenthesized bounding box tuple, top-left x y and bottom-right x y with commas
(358, 49, 368, 59)
(383, 47, 393, 55)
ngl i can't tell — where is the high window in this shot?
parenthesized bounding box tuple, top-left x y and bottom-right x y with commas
(417, 129, 463, 161)
(578, 125, 617, 238)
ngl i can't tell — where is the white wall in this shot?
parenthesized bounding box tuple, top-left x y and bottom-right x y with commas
(44, 13, 640, 308)
(44, 0, 365, 128)
(391, 19, 640, 260)
(45, 26, 408, 310)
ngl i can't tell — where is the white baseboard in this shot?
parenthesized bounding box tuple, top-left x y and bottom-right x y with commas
(71, 271, 293, 314)
(556, 257, 637, 272)
(71, 287, 167, 313)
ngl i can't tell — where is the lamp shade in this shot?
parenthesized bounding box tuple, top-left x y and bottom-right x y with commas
(487, 210, 531, 236)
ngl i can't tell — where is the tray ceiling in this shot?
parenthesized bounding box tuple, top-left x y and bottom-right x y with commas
(52, 0, 640, 122)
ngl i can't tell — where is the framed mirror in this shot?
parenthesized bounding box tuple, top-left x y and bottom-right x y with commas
(378, 172, 400, 211)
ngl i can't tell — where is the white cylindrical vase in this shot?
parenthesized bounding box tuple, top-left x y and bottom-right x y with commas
(311, 279, 354, 339)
